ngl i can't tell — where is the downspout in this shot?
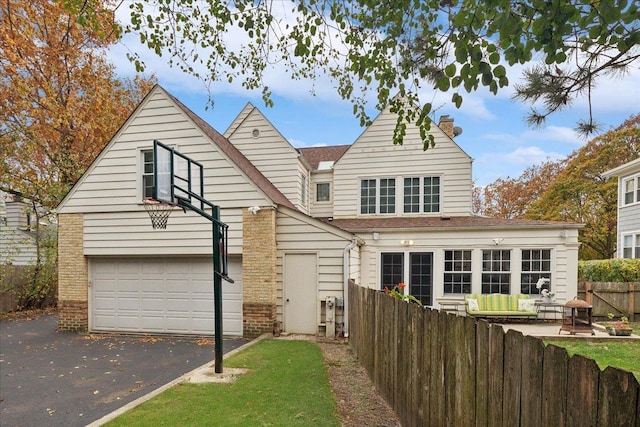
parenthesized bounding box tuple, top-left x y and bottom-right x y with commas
(342, 237, 357, 338)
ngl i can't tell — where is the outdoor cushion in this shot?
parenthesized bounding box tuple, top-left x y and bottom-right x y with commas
(466, 298, 479, 311)
(465, 293, 537, 317)
(518, 298, 535, 312)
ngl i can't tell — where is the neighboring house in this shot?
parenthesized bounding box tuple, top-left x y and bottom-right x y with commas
(1, 191, 40, 265)
(603, 157, 640, 258)
(56, 85, 582, 338)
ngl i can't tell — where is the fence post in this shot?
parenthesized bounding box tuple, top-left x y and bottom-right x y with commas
(628, 283, 635, 321)
(585, 282, 592, 305)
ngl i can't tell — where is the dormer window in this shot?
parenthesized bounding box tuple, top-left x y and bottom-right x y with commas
(316, 182, 330, 202)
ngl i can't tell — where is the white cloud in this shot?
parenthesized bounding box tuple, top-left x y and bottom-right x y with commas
(520, 125, 583, 146)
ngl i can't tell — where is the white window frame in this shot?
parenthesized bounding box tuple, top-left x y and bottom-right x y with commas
(360, 177, 396, 215)
(622, 232, 640, 259)
(141, 149, 155, 199)
(622, 174, 640, 206)
(443, 249, 472, 294)
(481, 249, 511, 294)
(403, 176, 442, 214)
(301, 174, 307, 206)
(520, 249, 552, 295)
(316, 182, 331, 202)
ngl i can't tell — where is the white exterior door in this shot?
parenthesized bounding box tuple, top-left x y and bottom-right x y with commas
(90, 257, 243, 336)
(283, 253, 318, 334)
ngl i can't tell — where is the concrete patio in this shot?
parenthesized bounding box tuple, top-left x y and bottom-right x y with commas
(500, 320, 640, 340)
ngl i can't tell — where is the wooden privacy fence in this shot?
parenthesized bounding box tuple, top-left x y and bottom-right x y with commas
(348, 281, 640, 427)
(577, 282, 638, 321)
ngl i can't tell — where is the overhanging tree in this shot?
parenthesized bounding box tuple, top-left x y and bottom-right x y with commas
(61, 0, 639, 146)
(0, 0, 156, 211)
(0, 0, 155, 308)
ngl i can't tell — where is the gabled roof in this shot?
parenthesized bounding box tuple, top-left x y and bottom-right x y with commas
(166, 91, 297, 210)
(320, 216, 583, 232)
(57, 85, 297, 211)
(602, 157, 640, 178)
(298, 145, 350, 171)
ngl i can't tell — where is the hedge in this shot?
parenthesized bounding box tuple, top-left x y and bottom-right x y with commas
(578, 258, 640, 282)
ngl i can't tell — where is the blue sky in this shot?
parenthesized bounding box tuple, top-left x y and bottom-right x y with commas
(108, 7, 640, 187)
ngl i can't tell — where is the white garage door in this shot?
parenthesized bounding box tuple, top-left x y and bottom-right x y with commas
(90, 257, 242, 336)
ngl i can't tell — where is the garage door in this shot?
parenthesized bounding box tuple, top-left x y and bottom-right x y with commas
(90, 257, 242, 336)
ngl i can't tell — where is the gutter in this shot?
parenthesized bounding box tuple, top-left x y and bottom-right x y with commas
(342, 236, 358, 338)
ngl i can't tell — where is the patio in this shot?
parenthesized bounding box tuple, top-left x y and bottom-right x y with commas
(500, 320, 640, 340)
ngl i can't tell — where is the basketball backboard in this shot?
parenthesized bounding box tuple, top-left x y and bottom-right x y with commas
(153, 140, 203, 207)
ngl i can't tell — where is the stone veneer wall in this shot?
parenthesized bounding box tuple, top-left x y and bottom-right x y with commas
(57, 213, 89, 331)
(242, 207, 277, 337)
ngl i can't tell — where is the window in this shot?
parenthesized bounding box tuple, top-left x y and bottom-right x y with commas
(443, 250, 472, 294)
(381, 253, 404, 289)
(624, 178, 634, 205)
(410, 252, 433, 306)
(361, 179, 376, 214)
(142, 150, 154, 199)
(301, 174, 307, 205)
(623, 175, 640, 205)
(482, 250, 511, 294)
(360, 178, 395, 214)
(404, 178, 420, 213)
(622, 233, 640, 258)
(316, 182, 330, 202)
(379, 178, 395, 213)
(424, 177, 440, 213)
(521, 249, 551, 294)
(403, 176, 441, 213)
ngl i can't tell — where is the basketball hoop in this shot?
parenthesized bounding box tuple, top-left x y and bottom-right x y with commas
(143, 198, 173, 229)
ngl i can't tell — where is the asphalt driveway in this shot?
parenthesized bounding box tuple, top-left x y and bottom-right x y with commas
(0, 312, 248, 427)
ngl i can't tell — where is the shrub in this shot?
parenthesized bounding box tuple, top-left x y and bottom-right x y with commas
(579, 259, 640, 282)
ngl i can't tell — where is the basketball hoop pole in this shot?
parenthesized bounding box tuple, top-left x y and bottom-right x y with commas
(149, 140, 234, 374)
(212, 205, 223, 373)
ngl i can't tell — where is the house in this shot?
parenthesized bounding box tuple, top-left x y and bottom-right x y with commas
(603, 157, 640, 258)
(56, 85, 581, 338)
(1, 191, 41, 266)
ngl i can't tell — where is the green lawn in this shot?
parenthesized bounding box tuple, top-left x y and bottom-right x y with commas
(106, 339, 340, 427)
(545, 323, 640, 380)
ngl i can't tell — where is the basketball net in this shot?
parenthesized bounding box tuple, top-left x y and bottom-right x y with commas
(143, 198, 173, 229)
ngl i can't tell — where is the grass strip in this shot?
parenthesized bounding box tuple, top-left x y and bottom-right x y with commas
(544, 340, 640, 380)
(106, 339, 340, 427)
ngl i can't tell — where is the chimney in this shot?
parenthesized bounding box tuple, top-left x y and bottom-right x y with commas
(438, 115, 455, 138)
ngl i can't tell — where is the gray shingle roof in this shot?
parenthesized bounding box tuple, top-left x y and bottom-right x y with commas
(168, 92, 297, 210)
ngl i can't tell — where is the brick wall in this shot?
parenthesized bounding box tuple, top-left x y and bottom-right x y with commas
(242, 303, 277, 338)
(57, 300, 88, 331)
(57, 213, 88, 331)
(242, 208, 277, 336)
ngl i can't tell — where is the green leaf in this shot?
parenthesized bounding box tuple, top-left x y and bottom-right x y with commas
(452, 93, 463, 108)
(493, 65, 506, 78)
(445, 63, 456, 78)
(437, 77, 450, 91)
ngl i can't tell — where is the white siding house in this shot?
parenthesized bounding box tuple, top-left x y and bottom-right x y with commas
(603, 158, 640, 258)
(0, 192, 52, 266)
(56, 85, 582, 338)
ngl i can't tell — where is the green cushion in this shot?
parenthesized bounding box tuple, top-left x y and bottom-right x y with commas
(467, 310, 537, 317)
(465, 293, 532, 313)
